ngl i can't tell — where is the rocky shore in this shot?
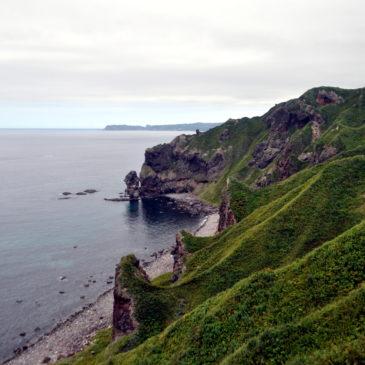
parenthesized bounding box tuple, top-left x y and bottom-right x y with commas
(7, 200, 218, 365)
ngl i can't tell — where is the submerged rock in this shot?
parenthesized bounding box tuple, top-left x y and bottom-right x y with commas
(84, 189, 98, 194)
(76, 192, 87, 196)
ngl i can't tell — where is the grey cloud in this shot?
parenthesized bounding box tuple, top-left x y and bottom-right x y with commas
(0, 0, 364, 127)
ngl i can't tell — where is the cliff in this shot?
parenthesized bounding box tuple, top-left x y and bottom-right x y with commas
(140, 87, 365, 202)
(59, 87, 365, 365)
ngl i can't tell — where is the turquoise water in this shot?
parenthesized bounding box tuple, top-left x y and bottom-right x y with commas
(0, 130, 202, 362)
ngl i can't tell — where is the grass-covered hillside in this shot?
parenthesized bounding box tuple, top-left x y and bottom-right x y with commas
(60, 87, 365, 365)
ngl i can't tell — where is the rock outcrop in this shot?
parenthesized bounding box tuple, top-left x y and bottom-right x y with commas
(124, 170, 140, 199)
(138, 88, 346, 194)
(140, 135, 226, 196)
(112, 258, 147, 340)
(249, 90, 343, 187)
(316, 89, 343, 106)
(171, 233, 186, 282)
(218, 193, 236, 232)
(250, 99, 324, 172)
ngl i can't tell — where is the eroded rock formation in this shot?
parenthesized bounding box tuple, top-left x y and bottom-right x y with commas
(112, 257, 148, 340)
(124, 170, 140, 199)
(140, 135, 226, 196)
(171, 233, 186, 282)
(218, 193, 236, 232)
(249, 90, 342, 187)
(250, 99, 324, 172)
(138, 89, 343, 194)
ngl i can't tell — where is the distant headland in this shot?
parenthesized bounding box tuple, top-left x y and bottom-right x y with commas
(104, 122, 221, 132)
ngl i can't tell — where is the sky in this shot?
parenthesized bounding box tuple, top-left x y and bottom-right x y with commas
(0, 0, 364, 128)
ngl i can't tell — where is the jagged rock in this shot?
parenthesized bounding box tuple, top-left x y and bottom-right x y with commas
(250, 98, 328, 186)
(171, 233, 186, 282)
(316, 89, 343, 105)
(124, 170, 140, 199)
(218, 193, 237, 232)
(140, 135, 227, 196)
(252, 100, 324, 170)
(112, 260, 142, 340)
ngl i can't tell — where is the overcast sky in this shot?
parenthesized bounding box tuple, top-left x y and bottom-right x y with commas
(0, 0, 364, 128)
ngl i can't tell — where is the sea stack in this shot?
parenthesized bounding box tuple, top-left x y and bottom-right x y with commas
(124, 170, 140, 200)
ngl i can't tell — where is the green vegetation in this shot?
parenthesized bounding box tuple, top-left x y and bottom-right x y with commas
(60, 87, 365, 364)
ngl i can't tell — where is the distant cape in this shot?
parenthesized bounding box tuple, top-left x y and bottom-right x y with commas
(104, 122, 221, 132)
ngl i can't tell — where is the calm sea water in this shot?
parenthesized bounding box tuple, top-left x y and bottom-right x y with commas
(0, 130, 202, 363)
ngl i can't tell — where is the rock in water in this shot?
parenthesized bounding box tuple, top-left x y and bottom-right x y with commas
(124, 170, 140, 200)
(84, 189, 98, 194)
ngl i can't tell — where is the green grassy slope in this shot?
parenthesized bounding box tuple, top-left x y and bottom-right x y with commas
(60, 220, 365, 365)
(59, 153, 365, 365)
(116, 221, 365, 364)
(59, 87, 365, 365)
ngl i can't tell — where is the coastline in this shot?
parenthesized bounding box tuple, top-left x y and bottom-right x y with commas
(6, 205, 218, 365)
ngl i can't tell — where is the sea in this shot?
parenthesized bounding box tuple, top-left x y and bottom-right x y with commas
(0, 129, 202, 363)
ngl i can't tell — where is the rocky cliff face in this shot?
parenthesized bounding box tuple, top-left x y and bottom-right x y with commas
(249, 89, 343, 187)
(112, 257, 148, 340)
(140, 134, 226, 196)
(139, 88, 349, 197)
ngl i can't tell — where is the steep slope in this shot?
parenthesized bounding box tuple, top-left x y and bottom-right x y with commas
(60, 221, 365, 365)
(59, 87, 365, 365)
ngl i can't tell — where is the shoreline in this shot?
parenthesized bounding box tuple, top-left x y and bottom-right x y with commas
(6, 203, 219, 365)
(6, 289, 114, 365)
